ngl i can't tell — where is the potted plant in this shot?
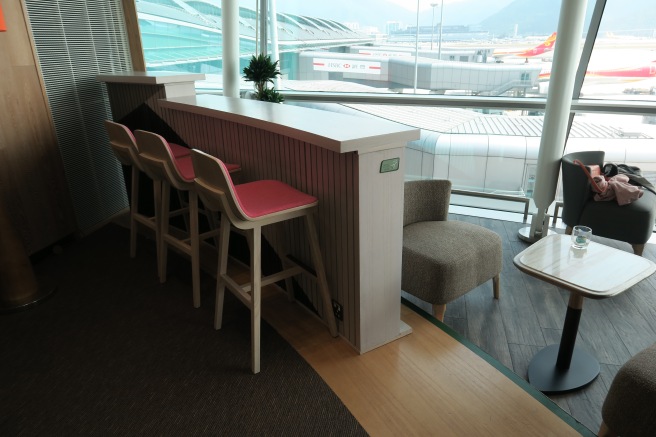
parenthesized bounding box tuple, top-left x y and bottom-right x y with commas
(242, 54, 284, 103)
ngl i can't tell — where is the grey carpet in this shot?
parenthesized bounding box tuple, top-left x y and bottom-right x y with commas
(0, 224, 367, 436)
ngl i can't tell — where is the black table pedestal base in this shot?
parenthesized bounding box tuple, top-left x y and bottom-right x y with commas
(528, 344, 600, 393)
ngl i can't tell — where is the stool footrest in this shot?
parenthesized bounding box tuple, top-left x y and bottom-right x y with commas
(198, 228, 221, 241)
(222, 265, 304, 304)
(285, 255, 319, 284)
(133, 214, 156, 228)
(222, 275, 251, 307)
(167, 206, 188, 219)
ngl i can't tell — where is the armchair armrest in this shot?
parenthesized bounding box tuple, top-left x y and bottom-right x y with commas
(561, 151, 605, 227)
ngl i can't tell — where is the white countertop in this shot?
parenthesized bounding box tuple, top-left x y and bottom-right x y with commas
(97, 71, 206, 85)
(159, 94, 420, 154)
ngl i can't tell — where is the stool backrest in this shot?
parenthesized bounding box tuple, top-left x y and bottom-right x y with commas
(191, 149, 251, 223)
(134, 130, 192, 190)
(104, 120, 143, 171)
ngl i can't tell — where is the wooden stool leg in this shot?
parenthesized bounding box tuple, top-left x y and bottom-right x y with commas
(129, 166, 140, 258)
(598, 421, 616, 437)
(209, 211, 221, 249)
(493, 274, 501, 299)
(305, 213, 338, 337)
(153, 179, 163, 281)
(214, 214, 231, 330)
(158, 182, 171, 283)
(251, 226, 262, 374)
(268, 225, 295, 302)
(632, 244, 645, 256)
(177, 190, 190, 232)
(190, 191, 200, 308)
(283, 271, 295, 302)
(432, 304, 446, 322)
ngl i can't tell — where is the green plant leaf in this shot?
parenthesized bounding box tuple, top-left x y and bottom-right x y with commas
(243, 54, 281, 86)
(257, 87, 285, 103)
(243, 54, 283, 102)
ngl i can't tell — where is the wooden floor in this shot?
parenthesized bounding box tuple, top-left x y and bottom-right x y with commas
(402, 215, 656, 434)
(262, 214, 656, 436)
(263, 288, 588, 437)
(116, 211, 654, 435)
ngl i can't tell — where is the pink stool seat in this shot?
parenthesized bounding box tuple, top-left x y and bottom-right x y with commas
(173, 155, 195, 181)
(234, 180, 317, 218)
(168, 143, 191, 158)
(175, 155, 240, 182)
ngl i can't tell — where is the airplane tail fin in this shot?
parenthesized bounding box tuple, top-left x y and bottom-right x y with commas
(534, 32, 557, 54)
(493, 32, 557, 58)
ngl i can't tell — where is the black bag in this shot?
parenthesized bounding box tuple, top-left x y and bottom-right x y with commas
(603, 163, 618, 177)
(603, 162, 656, 195)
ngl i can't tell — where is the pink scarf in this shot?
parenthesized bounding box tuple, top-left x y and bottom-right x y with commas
(593, 174, 643, 205)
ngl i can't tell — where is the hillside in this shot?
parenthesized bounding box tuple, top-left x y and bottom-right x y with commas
(480, 0, 656, 37)
(275, 0, 512, 31)
(275, 0, 656, 38)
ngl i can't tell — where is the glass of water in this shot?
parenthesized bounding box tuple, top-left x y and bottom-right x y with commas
(571, 226, 592, 249)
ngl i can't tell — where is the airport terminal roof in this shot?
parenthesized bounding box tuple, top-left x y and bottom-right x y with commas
(348, 104, 650, 139)
(285, 80, 650, 139)
(137, 0, 371, 42)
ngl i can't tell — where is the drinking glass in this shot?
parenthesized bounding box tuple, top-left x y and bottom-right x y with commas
(571, 226, 592, 249)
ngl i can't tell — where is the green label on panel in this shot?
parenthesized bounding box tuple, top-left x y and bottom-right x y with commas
(380, 158, 400, 173)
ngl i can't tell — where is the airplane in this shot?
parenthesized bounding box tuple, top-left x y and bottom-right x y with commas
(538, 60, 656, 82)
(586, 61, 656, 80)
(493, 32, 557, 61)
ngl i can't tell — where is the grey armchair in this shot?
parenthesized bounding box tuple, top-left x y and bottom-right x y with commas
(561, 151, 656, 256)
(402, 180, 502, 321)
(599, 342, 656, 437)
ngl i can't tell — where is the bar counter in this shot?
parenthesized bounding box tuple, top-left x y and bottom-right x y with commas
(99, 72, 420, 353)
(160, 94, 418, 154)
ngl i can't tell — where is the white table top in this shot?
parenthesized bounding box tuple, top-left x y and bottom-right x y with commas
(513, 234, 656, 298)
(159, 94, 420, 155)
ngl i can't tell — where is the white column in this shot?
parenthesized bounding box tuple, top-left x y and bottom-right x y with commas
(437, 1, 444, 60)
(221, 0, 239, 98)
(269, 0, 281, 89)
(259, 0, 268, 56)
(413, 0, 420, 92)
(523, 0, 589, 241)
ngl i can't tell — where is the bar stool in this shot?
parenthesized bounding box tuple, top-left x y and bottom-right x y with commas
(104, 120, 191, 259)
(134, 130, 240, 308)
(190, 148, 338, 374)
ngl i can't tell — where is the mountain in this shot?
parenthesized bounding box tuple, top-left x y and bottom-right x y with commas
(597, 0, 656, 35)
(478, 0, 560, 37)
(275, 0, 656, 38)
(479, 0, 656, 38)
(275, 0, 513, 32)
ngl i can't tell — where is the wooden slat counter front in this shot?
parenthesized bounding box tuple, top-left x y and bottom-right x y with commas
(159, 94, 420, 353)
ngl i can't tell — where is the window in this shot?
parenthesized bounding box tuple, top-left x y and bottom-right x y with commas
(578, 0, 656, 103)
(133, 0, 656, 216)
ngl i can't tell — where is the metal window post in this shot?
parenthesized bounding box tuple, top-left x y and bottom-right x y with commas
(221, 0, 239, 98)
(437, 1, 444, 60)
(520, 0, 590, 242)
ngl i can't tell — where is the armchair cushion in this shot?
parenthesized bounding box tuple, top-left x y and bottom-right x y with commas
(402, 179, 502, 313)
(403, 221, 502, 305)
